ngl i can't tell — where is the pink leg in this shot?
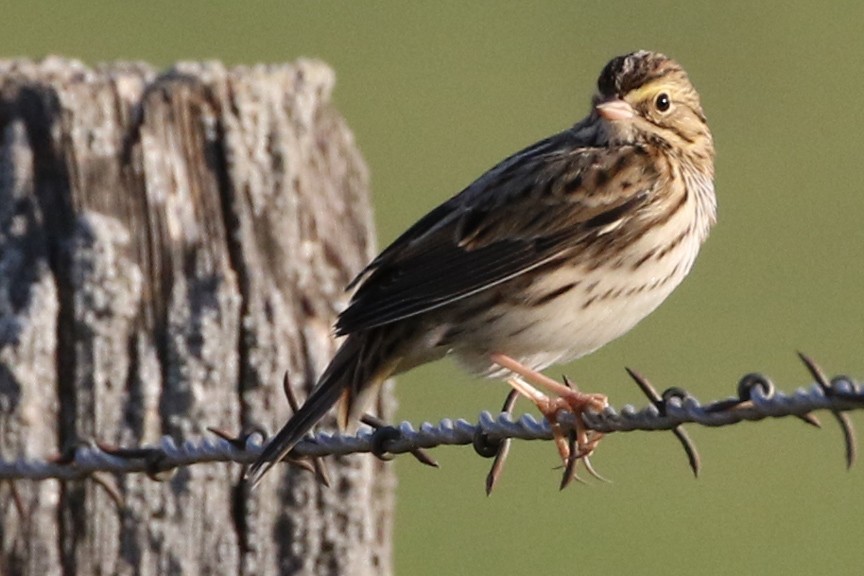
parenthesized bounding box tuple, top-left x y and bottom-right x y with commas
(491, 353, 608, 479)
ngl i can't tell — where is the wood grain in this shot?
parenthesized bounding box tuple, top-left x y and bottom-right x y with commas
(0, 57, 393, 576)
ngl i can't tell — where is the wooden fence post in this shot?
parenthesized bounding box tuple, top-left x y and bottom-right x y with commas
(0, 57, 394, 576)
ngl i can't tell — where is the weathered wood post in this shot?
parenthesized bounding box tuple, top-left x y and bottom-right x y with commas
(0, 57, 394, 576)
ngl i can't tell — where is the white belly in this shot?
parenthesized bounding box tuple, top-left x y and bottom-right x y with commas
(450, 212, 703, 377)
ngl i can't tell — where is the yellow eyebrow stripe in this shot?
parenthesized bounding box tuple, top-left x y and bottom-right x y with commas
(628, 80, 669, 102)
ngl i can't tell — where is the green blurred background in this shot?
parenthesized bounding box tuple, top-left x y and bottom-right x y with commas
(3, 2, 864, 574)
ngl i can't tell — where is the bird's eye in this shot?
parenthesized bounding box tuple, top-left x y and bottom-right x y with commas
(655, 92, 671, 112)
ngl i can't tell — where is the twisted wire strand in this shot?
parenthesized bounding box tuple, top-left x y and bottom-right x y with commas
(1, 363, 862, 482)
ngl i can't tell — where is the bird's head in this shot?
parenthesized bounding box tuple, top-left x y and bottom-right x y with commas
(592, 51, 714, 164)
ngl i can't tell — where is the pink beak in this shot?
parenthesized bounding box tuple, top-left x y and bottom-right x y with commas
(595, 99, 635, 121)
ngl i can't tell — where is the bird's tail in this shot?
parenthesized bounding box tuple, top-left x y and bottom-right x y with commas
(245, 331, 398, 487)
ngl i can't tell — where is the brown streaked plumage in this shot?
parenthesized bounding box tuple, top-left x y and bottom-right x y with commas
(247, 50, 716, 485)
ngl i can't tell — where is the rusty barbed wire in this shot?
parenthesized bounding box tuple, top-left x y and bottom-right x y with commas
(1, 354, 862, 489)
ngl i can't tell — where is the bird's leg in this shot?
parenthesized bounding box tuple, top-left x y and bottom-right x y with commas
(491, 353, 607, 467)
(505, 375, 574, 464)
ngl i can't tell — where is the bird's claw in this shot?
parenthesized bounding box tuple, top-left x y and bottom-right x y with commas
(490, 352, 608, 487)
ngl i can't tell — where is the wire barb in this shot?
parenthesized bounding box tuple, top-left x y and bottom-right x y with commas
(282, 372, 332, 486)
(797, 352, 858, 468)
(627, 368, 701, 478)
(482, 389, 519, 495)
(362, 414, 439, 467)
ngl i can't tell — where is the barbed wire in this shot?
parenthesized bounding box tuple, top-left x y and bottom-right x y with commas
(1, 353, 862, 492)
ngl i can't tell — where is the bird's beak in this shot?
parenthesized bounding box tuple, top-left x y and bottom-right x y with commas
(595, 99, 635, 121)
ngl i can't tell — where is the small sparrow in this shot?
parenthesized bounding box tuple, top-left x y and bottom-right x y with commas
(247, 50, 715, 485)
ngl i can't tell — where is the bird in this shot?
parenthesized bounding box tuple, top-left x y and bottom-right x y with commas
(246, 50, 716, 486)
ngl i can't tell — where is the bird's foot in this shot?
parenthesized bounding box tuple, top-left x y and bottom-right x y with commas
(490, 353, 608, 486)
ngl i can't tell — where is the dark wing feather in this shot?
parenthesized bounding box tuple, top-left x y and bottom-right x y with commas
(337, 129, 658, 335)
(337, 234, 566, 333)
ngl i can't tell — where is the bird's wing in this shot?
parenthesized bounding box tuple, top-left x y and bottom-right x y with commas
(336, 132, 658, 335)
